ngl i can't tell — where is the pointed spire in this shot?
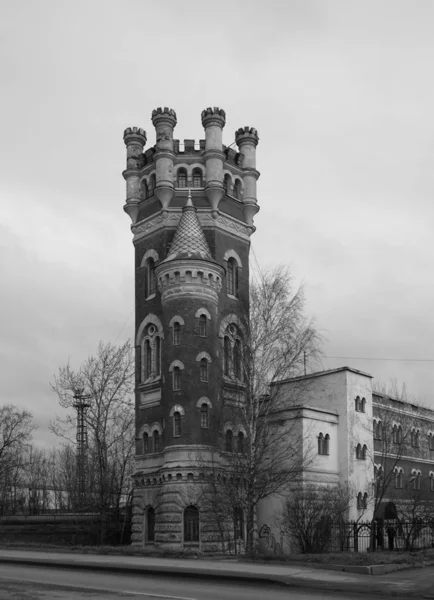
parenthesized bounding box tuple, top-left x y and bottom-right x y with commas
(164, 192, 213, 262)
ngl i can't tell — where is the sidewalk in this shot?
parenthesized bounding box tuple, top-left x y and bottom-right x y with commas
(0, 549, 433, 598)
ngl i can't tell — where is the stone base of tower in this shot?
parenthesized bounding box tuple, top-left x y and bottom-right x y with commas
(131, 476, 246, 555)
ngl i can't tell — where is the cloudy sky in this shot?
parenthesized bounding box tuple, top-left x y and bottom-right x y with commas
(2, 0, 434, 446)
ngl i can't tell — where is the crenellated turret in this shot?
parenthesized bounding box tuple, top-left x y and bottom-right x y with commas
(123, 127, 147, 224)
(235, 126, 260, 229)
(151, 107, 177, 215)
(201, 107, 226, 218)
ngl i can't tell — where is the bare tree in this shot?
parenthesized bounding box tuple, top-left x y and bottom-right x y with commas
(202, 266, 322, 554)
(50, 340, 135, 542)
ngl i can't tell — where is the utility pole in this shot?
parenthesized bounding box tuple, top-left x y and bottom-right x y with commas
(73, 389, 91, 510)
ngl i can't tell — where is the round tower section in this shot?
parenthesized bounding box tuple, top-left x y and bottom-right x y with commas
(201, 107, 226, 217)
(123, 127, 147, 223)
(151, 107, 177, 213)
(235, 126, 260, 228)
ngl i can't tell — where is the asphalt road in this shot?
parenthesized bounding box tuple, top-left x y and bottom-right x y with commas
(0, 564, 390, 600)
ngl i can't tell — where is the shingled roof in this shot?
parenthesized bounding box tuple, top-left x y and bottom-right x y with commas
(164, 191, 213, 262)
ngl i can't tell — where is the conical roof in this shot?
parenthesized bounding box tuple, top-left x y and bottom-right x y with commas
(164, 191, 213, 262)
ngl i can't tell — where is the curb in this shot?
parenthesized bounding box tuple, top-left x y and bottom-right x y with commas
(0, 554, 428, 597)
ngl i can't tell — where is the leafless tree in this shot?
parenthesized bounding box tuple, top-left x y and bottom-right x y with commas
(50, 340, 135, 542)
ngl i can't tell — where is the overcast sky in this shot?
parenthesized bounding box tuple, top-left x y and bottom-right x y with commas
(2, 0, 434, 446)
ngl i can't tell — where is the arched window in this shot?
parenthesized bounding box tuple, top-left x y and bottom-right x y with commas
(173, 411, 181, 437)
(395, 469, 403, 489)
(199, 315, 207, 337)
(225, 429, 233, 452)
(192, 168, 203, 187)
(430, 473, 434, 492)
(147, 507, 155, 542)
(233, 179, 241, 199)
(200, 403, 209, 428)
(413, 472, 421, 491)
(234, 507, 244, 540)
(227, 258, 238, 297)
(144, 257, 156, 298)
(318, 433, 324, 455)
(362, 444, 367, 460)
(173, 322, 181, 346)
(357, 492, 363, 510)
(143, 433, 149, 454)
(149, 174, 156, 195)
(153, 430, 160, 453)
(223, 174, 231, 194)
(184, 506, 199, 542)
(173, 367, 181, 391)
(155, 337, 161, 377)
(224, 336, 230, 376)
(145, 339, 152, 379)
(356, 443, 366, 459)
(363, 493, 368, 509)
(355, 396, 361, 411)
(323, 434, 330, 455)
(200, 358, 208, 382)
(233, 339, 242, 379)
(237, 431, 244, 454)
(361, 397, 366, 412)
(141, 180, 149, 200)
(177, 169, 187, 188)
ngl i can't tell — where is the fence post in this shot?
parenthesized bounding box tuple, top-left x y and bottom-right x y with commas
(353, 522, 358, 553)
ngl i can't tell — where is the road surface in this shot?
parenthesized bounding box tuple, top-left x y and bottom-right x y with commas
(0, 563, 396, 600)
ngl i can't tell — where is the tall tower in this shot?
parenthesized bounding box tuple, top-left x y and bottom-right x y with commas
(123, 107, 259, 552)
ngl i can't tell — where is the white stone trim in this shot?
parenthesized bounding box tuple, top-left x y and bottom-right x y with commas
(195, 307, 211, 320)
(169, 360, 184, 372)
(138, 424, 152, 437)
(140, 249, 159, 267)
(196, 397, 212, 409)
(218, 313, 246, 338)
(139, 389, 161, 409)
(223, 249, 243, 268)
(150, 422, 163, 435)
(136, 314, 163, 344)
(195, 351, 212, 363)
(223, 421, 234, 433)
(169, 404, 185, 417)
(169, 315, 185, 327)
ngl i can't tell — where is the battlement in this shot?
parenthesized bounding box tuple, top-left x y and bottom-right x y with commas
(173, 139, 206, 154)
(235, 126, 259, 146)
(123, 127, 147, 144)
(223, 146, 244, 167)
(151, 107, 177, 126)
(201, 107, 226, 128)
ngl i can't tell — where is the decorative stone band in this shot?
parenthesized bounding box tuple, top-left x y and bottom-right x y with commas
(132, 209, 253, 242)
(155, 258, 224, 305)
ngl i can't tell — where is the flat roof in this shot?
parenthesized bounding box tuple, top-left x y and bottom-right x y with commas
(271, 366, 373, 386)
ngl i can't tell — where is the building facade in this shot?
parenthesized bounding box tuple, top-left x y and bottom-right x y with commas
(122, 107, 259, 552)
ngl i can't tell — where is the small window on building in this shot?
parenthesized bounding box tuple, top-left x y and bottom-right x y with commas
(173, 411, 181, 437)
(199, 314, 207, 337)
(224, 336, 231, 376)
(184, 506, 199, 542)
(142, 180, 149, 200)
(323, 434, 330, 455)
(155, 337, 161, 377)
(227, 258, 238, 297)
(237, 431, 244, 454)
(413, 472, 421, 491)
(177, 169, 187, 188)
(145, 339, 152, 379)
(233, 179, 241, 199)
(225, 429, 233, 452)
(233, 339, 242, 380)
(429, 434, 434, 451)
(147, 507, 155, 542)
(234, 507, 244, 540)
(430, 474, 434, 492)
(153, 430, 160, 453)
(356, 443, 366, 460)
(200, 403, 209, 428)
(144, 257, 156, 298)
(224, 174, 231, 194)
(173, 322, 181, 346)
(318, 433, 329, 455)
(192, 168, 203, 187)
(200, 358, 208, 382)
(173, 367, 181, 391)
(143, 433, 149, 454)
(357, 492, 363, 510)
(149, 174, 156, 195)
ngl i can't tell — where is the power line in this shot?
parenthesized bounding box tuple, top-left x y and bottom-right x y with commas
(326, 356, 434, 363)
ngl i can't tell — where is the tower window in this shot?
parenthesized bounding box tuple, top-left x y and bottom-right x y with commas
(184, 506, 199, 542)
(224, 174, 231, 194)
(147, 507, 155, 542)
(145, 339, 152, 379)
(233, 179, 241, 199)
(192, 168, 203, 187)
(227, 258, 238, 297)
(233, 339, 242, 380)
(173, 367, 181, 391)
(143, 433, 149, 454)
(141, 180, 149, 200)
(200, 358, 208, 382)
(234, 507, 244, 540)
(173, 411, 181, 437)
(199, 315, 207, 337)
(173, 322, 181, 346)
(144, 258, 156, 298)
(200, 403, 209, 428)
(149, 174, 156, 195)
(225, 429, 233, 452)
(318, 433, 329, 455)
(237, 431, 244, 454)
(155, 337, 161, 377)
(224, 336, 230, 376)
(153, 430, 160, 453)
(177, 169, 187, 188)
